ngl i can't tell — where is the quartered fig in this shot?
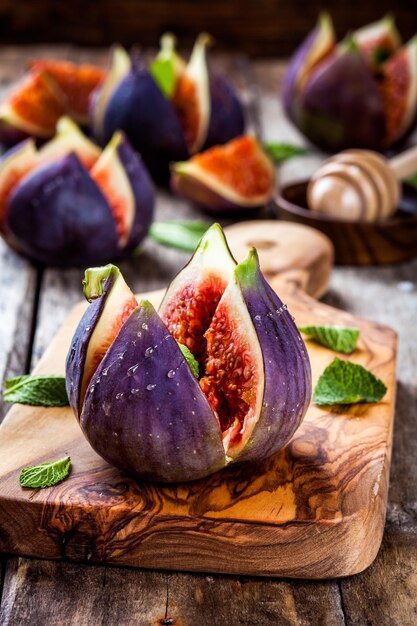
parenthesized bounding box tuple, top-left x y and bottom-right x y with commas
(171, 135, 276, 213)
(1, 119, 154, 266)
(66, 224, 311, 483)
(283, 14, 416, 151)
(89, 34, 245, 181)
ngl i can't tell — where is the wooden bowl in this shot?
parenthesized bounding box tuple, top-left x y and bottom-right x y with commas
(274, 180, 417, 265)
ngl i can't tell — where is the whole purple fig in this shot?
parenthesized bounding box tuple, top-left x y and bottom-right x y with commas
(66, 224, 311, 483)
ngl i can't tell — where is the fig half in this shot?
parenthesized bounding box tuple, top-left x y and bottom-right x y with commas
(1, 119, 154, 266)
(67, 224, 311, 483)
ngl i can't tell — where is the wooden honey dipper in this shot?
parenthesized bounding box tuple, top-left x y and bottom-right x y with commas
(307, 146, 417, 222)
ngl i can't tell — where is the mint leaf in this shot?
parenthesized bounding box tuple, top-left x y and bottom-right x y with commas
(3, 375, 69, 407)
(149, 58, 176, 98)
(299, 325, 359, 354)
(19, 456, 71, 489)
(313, 358, 387, 406)
(178, 343, 199, 378)
(149, 220, 210, 252)
(264, 142, 307, 163)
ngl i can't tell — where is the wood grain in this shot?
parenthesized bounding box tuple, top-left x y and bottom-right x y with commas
(0, 279, 397, 578)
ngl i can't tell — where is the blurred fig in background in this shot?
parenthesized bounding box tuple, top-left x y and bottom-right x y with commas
(283, 14, 417, 152)
(171, 135, 276, 213)
(0, 60, 105, 145)
(90, 34, 245, 182)
(0, 118, 154, 267)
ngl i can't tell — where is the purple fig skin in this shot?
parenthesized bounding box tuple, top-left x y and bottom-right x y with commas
(6, 153, 119, 267)
(203, 75, 245, 150)
(116, 136, 155, 250)
(282, 24, 325, 119)
(65, 271, 117, 419)
(100, 61, 189, 183)
(294, 49, 386, 152)
(233, 262, 311, 463)
(81, 301, 226, 483)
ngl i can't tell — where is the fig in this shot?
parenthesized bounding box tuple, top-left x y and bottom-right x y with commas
(66, 224, 311, 483)
(1, 121, 154, 266)
(0, 60, 105, 145)
(90, 34, 245, 181)
(171, 135, 276, 213)
(283, 15, 417, 151)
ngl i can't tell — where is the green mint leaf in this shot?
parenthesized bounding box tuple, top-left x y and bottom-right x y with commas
(313, 358, 387, 406)
(3, 375, 69, 407)
(299, 325, 359, 354)
(149, 220, 210, 253)
(178, 343, 199, 378)
(405, 173, 417, 188)
(264, 142, 307, 163)
(19, 456, 71, 489)
(149, 58, 176, 98)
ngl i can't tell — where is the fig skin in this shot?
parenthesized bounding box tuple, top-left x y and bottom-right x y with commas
(203, 75, 245, 150)
(81, 301, 226, 483)
(99, 60, 189, 183)
(6, 153, 119, 267)
(298, 47, 386, 152)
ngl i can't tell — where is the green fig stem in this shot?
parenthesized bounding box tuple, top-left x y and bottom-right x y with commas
(234, 248, 260, 287)
(83, 264, 119, 302)
(160, 33, 177, 55)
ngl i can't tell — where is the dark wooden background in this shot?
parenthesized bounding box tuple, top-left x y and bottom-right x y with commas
(1, 0, 417, 57)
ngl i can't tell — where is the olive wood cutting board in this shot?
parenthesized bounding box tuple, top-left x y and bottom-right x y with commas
(0, 222, 397, 578)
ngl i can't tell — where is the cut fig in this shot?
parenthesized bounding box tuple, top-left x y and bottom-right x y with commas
(90, 46, 131, 143)
(1, 122, 154, 267)
(0, 139, 38, 233)
(0, 72, 66, 142)
(379, 36, 417, 145)
(171, 135, 276, 213)
(29, 59, 105, 124)
(282, 16, 417, 151)
(67, 224, 311, 483)
(38, 116, 101, 170)
(66, 264, 138, 416)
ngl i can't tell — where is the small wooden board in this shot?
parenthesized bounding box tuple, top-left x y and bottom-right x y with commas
(0, 284, 396, 579)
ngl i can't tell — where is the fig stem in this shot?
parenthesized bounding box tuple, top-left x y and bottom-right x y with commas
(83, 264, 118, 302)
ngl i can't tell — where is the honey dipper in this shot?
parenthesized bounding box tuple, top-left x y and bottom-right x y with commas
(307, 145, 417, 222)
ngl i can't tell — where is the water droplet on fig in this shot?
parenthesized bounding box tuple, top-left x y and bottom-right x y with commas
(85, 326, 90, 331)
(254, 315, 261, 321)
(116, 392, 124, 400)
(146, 384, 156, 391)
(137, 331, 142, 338)
(102, 368, 108, 376)
(167, 369, 176, 378)
(131, 388, 140, 395)
(118, 351, 125, 360)
(142, 322, 148, 330)
(127, 364, 138, 376)
(145, 347, 154, 357)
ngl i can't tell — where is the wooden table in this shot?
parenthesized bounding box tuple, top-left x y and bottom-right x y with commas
(0, 46, 416, 626)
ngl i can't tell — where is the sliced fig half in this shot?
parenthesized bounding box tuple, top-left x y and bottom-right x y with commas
(379, 36, 417, 145)
(0, 139, 38, 233)
(171, 135, 276, 213)
(29, 59, 106, 125)
(38, 116, 101, 170)
(0, 72, 66, 143)
(66, 264, 138, 416)
(67, 224, 311, 482)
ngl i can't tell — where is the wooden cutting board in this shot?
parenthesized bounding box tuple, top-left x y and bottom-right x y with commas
(0, 222, 397, 579)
